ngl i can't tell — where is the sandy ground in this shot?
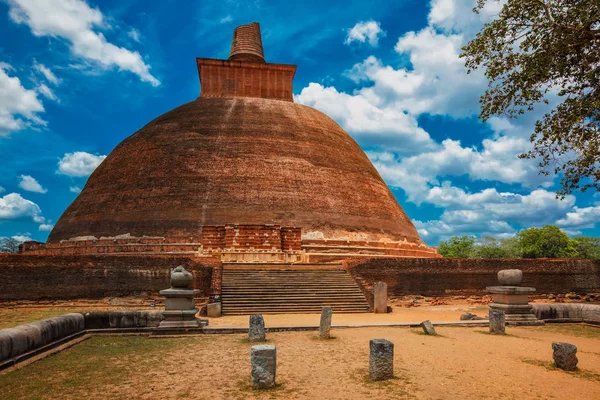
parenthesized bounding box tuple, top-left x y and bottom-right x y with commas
(208, 303, 491, 327)
(0, 301, 490, 329)
(2, 325, 600, 400)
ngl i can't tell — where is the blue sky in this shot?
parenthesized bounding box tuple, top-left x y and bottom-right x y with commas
(0, 0, 598, 246)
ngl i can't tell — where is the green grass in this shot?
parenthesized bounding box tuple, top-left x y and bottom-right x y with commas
(522, 358, 600, 382)
(541, 324, 600, 340)
(0, 309, 84, 329)
(0, 336, 190, 400)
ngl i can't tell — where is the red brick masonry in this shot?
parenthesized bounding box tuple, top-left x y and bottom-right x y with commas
(0, 254, 220, 301)
(344, 257, 600, 305)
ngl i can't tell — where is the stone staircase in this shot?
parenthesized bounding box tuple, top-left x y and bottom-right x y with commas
(220, 267, 370, 315)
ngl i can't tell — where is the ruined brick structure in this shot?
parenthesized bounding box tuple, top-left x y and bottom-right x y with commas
(29, 22, 438, 262)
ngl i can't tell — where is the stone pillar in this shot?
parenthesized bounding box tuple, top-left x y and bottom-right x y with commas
(552, 342, 578, 371)
(251, 345, 276, 388)
(420, 320, 436, 335)
(373, 281, 388, 313)
(207, 302, 222, 318)
(369, 339, 394, 381)
(489, 309, 506, 334)
(319, 306, 333, 339)
(249, 314, 266, 342)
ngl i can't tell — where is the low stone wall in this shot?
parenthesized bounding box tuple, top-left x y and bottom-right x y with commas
(82, 311, 163, 329)
(532, 304, 600, 324)
(344, 258, 600, 300)
(0, 254, 221, 301)
(0, 313, 84, 364)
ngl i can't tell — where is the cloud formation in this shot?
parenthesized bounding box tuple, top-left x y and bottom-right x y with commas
(0, 192, 45, 223)
(57, 151, 106, 177)
(0, 62, 45, 135)
(345, 21, 385, 46)
(8, 0, 160, 86)
(18, 174, 48, 193)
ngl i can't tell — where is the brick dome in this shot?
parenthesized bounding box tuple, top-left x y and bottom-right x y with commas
(48, 96, 423, 245)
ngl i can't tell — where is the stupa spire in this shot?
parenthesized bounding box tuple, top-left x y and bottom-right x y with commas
(228, 22, 265, 63)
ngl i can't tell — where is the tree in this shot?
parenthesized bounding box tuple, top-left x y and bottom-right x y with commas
(573, 236, 600, 259)
(516, 225, 579, 258)
(0, 238, 20, 253)
(461, 1, 600, 197)
(438, 236, 476, 258)
(472, 236, 512, 258)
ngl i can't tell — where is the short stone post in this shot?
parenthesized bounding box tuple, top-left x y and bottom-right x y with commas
(374, 281, 388, 313)
(489, 309, 506, 334)
(319, 306, 333, 339)
(369, 339, 394, 381)
(420, 320, 436, 335)
(251, 345, 276, 388)
(249, 314, 266, 342)
(552, 342, 578, 371)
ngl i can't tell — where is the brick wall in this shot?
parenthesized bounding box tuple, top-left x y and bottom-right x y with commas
(197, 58, 296, 102)
(0, 254, 221, 301)
(344, 258, 600, 299)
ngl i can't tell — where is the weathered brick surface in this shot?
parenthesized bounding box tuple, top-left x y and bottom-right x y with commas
(0, 254, 220, 301)
(47, 97, 425, 247)
(229, 22, 265, 63)
(197, 59, 296, 102)
(344, 258, 600, 299)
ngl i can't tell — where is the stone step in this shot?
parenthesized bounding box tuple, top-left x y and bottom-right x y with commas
(221, 268, 369, 315)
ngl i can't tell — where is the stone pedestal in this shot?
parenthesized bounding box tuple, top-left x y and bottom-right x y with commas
(373, 281, 388, 313)
(158, 266, 206, 329)
(487, 269, 544, 326)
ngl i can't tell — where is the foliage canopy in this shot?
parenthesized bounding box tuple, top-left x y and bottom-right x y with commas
(461, 0, 600, 197)
(437, 225, 597, 259)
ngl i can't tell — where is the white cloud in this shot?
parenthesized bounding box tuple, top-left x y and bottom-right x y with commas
(345, 21, 386, 46)
(295, 82, 437, 154)
(127, 28, 141, 43)
(428, 0, 504, 36)
(37, 83, 57, 101)
(11, 234, 33, 243)
(556, 206, 600, 230)
(18, 174, 48, 193)
(0, 62, 45, 135)
(0, 192, 45, 223)
(57, 151, 106, 177)
(38, 223, 54, 231)
(69, 186, 82, 193)
(33, 61, 59, 85)
(220, 15, 233, 24)
(0, 186, 4, 193)
(8, 0, 160, 86)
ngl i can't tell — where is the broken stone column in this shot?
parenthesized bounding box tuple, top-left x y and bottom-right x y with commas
(207, 302, 222, 318)
(420, 320, 436, 335)
(319, 306, 333, 339)
(552, 342, 578, 371)
(489, 309, 506, 334)
(249, 314, 266, 342)
(369, 339, 394, 381)
(373, 281, 388, 313)
(251, 344, 276, 388)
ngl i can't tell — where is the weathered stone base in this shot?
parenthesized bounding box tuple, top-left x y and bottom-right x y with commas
(489, 303, 545, 326)
(157, 318, 208, 329)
